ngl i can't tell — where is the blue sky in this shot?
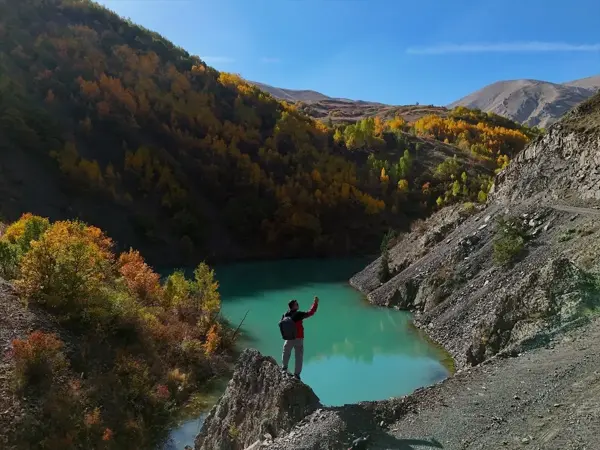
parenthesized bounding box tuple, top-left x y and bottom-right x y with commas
(97, 0, 600, 105)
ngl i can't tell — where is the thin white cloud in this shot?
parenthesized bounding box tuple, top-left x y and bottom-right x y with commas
(260, 57, 281, 63)
(202, 56, 235, 64)
(406, 41, 600, 55)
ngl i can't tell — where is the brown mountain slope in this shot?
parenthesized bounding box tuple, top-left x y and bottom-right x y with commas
(248, 81, 332, 102)
(296, 100, 448, 124)
(247, 81, 449, 125)
(449, 76, 599, 128)
(564, 75, 600, 90)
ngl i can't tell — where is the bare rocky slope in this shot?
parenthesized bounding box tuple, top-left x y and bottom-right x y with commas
(449, 77, 599, 128)
(248, 81, 333, 103)
(564, 75, 600, 91)
(195, 93, 600, 449)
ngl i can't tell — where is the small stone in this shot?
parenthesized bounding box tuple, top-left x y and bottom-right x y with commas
(514, 395, 520, 400)
(522, 437, 530, 444)
(553, 403, 562, 408)
(380, 420, 385, 427)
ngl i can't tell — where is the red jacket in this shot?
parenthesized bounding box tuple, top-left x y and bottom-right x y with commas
(284, 300, 318, 339)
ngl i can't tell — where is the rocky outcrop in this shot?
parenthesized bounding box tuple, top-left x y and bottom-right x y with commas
(350, 204, 476, 297)
(492, 94, 600, 204)
(492, 125, 600, 204)
(195, 349, 321, 450)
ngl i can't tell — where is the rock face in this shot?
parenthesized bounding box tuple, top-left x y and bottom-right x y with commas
(492, 126, 600, 204)
(195, 349, 321, 450)
(492, 93, 600, 203)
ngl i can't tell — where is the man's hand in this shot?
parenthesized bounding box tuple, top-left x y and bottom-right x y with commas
(314, 296, 319, 304)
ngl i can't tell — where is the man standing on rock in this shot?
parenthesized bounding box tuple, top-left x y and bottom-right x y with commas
(279, 296, 319, 380)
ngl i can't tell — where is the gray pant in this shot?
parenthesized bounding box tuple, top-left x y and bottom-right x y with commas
(282, 338, 304, 375)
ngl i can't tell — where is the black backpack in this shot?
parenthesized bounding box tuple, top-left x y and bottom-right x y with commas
(278, 314, 297, 340)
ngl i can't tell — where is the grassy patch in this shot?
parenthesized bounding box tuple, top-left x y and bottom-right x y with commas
(558, 228, 577, 242)
(493, 216, 528, 266)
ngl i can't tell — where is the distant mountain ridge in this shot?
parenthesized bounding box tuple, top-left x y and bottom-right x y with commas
(251, 75, 600, 128)
(449, 76, 600, 128)
(249, 81, 333, 103)
(248, 80, 447, 124)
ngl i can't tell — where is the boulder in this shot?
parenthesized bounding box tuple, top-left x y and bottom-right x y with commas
(195, 349, 321, 450)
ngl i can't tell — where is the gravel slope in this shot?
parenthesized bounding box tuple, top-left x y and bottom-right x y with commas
(380, 316, 600, 450)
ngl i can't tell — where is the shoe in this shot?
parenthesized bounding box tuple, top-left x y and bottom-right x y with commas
(293, 374, 301, 380)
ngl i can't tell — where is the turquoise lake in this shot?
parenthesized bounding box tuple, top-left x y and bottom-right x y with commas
(165, 258, 450, 449)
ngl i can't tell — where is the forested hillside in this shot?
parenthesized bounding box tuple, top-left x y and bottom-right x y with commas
(0, 0, 538, 264)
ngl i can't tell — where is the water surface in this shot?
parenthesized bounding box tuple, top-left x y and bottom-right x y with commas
(166, 258, 450, 448)
(218, 259, 449, 406)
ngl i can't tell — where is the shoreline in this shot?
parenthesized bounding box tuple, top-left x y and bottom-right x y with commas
(185, 262, 455, 447)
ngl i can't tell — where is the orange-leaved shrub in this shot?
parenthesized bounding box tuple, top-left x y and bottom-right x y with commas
(5, 214, 229, 449)
(12, 331, 67, 390)
(118, 249, 162, 305)
(15, 220, 114, 317)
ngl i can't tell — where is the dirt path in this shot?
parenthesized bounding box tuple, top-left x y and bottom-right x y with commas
(551, 204, 600, 216)
(376, 317, 600, 450)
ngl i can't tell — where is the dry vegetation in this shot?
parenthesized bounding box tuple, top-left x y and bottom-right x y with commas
(0, 213, 231, 449)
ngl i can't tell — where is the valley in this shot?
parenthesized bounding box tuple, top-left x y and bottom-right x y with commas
(0, 1, 599, 450)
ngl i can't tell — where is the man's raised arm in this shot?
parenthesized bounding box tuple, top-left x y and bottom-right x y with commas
(297, 296, 319, 320)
